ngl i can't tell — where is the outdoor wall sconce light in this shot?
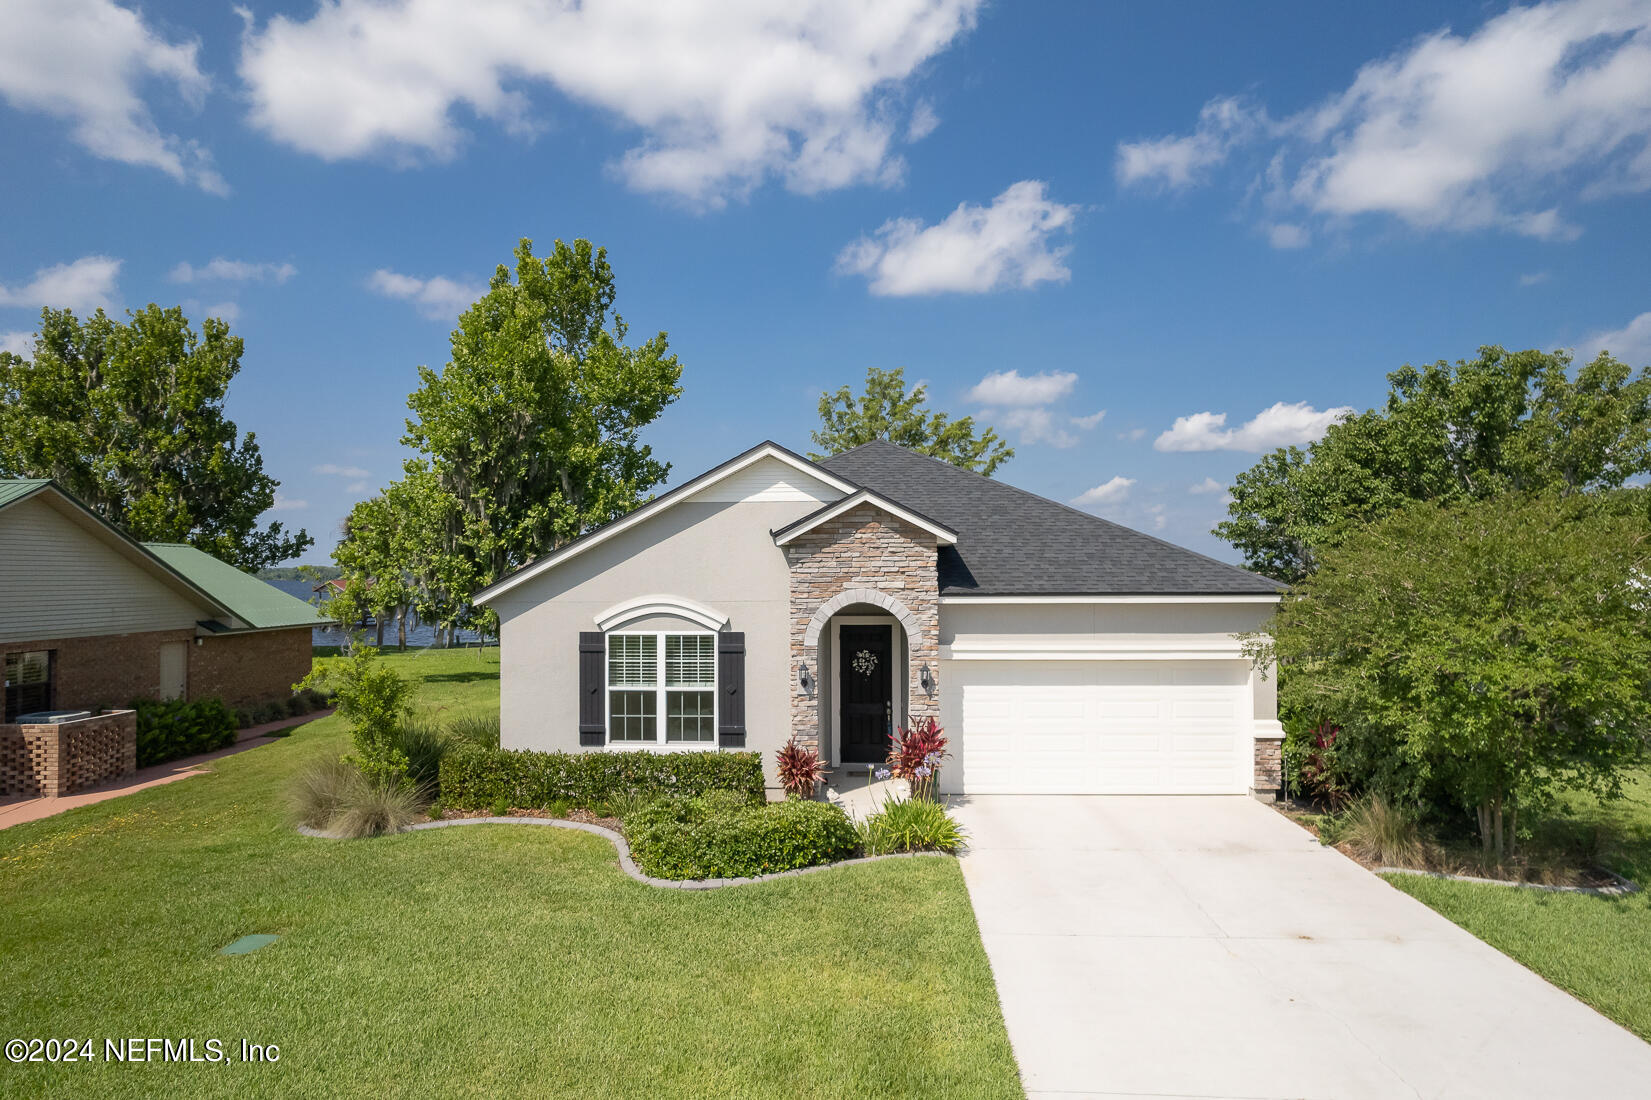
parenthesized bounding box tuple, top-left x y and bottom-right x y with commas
(919, 664, 934, 695)
(799, 661, 813, 694)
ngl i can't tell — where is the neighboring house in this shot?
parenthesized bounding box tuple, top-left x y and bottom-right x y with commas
(0, 479, 331, 720)
(477, 440, 1288, 797)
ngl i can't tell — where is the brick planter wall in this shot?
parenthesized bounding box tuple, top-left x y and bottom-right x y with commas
(784, 503, 940, 760)
(0, 710, 137, 796)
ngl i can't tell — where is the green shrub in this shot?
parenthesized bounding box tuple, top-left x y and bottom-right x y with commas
(298, 646, 413, 783)
(129, 697, 237, 767)
(253, 701, 286, 725)
(859, 797, 967, 854)
(447, 714, 500, 749)
(393, 717, 451, 793)
(624, 795, 858, 880)
(438, 745, 764, 811)
(288, 757, 425, 837)
(233, 708, 254, 730)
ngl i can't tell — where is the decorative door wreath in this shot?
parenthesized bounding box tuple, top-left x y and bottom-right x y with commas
(851, 649, 879, 677)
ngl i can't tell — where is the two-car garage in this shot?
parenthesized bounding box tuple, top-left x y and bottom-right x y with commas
(948, 659, 1254, 795)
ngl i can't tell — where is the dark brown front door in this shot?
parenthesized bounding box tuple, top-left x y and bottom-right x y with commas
(839, 624, 893, 764)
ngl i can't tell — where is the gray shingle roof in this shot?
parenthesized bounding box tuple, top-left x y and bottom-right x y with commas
(816, 441, 1280, 596)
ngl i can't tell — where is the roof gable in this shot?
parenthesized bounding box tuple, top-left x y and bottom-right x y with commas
(816, 441, 1280, 597)
(473, 440, 857, 605)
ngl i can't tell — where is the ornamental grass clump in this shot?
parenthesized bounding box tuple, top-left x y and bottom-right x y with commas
(288, 757, 426, 838)
(881, 717, 949, 800)
(859, 797, 966, 855)
(775, 737, 827, 799)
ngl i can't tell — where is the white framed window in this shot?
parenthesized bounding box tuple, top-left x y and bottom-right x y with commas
(606, 631, 716, 746)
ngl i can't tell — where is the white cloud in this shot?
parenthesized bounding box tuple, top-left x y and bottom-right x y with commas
(991, 407, 1075, 448)
(315, 463, 372, 479)
(1071, 476, 1136, 510)
(1266, 223, 1310, 249)
(1117, 427, 1148, 442)
(1155, 401, 1354, 453)
(366, 269, 485, 320)
(1116, 96, 1264, 190)
(1580, 310, 1651, 365)
(269, 495, 308, 512)
(238, 0, 980, 206)
(345, 480, 371, 494)
(170, 259, 297, 284)
(837, 180, 1079, 296)
(1519, 271, 1551, 287)
(1120, 0, 1651, 241)
(1071, 410, 1107, 430)
(908, 100, 940, 142)
(0, 0, 224, 194)
(0, 255, 122, 313)
(1189, 476, 1226, 495)
(0, 332, 35, 356)
(201, 301, 240, 324)
(965, 369, 1078, 406)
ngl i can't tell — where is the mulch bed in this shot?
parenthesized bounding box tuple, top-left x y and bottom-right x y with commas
(1273, 802, 1627, 891)
(422, 806, 623, 833)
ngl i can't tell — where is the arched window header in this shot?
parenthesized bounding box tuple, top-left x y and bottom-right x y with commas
(594, 594, 730, 633)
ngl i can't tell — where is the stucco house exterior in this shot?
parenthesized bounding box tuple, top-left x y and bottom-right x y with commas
(0, 479, 330, 721)
(476, 440, 1286, 797)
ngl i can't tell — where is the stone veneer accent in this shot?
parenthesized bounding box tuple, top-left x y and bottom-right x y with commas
(0, 710, 137, 797)
(1252, 735, 1284, 802)
(784, 503, 940, 761)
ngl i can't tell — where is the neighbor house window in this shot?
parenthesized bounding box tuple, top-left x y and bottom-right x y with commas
(607, 632, 715, 746)
(3, 650, 54, 722)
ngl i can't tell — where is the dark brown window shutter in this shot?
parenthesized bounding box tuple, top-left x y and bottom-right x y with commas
(578, 632, 605, 746)
(717, 632, 745, 748)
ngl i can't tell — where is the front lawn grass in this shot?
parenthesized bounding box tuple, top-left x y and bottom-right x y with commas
(1384, 766, 1651, 1041)
(0, 649, 1020, 1098)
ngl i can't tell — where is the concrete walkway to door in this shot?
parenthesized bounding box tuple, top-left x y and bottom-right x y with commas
(952, 795, 1651, 1099)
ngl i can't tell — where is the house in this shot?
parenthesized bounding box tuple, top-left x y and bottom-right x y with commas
(0, 479, 331, 721)
(475, 440, 1287, 797)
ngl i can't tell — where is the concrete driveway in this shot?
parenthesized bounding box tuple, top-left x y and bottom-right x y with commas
(952, 795, 1651, 1099)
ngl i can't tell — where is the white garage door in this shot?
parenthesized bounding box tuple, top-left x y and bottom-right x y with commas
(955, 660, 1250, 794)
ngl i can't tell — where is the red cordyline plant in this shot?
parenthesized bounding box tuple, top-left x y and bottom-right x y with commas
(775, 737, 827, 799)
(878, 717, 949, 801)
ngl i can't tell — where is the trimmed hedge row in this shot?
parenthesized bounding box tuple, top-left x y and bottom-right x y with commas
(438, 745, 765, 810)
(131, 697, 237, 767)
(624, 792, 860, 880)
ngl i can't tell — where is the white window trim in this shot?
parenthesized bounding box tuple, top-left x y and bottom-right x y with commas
(605, 630, 718, 751)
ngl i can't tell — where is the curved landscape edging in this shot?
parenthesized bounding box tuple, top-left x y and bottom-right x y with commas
(1377, 865, 1640, 898)
(296, 815, 951, 890)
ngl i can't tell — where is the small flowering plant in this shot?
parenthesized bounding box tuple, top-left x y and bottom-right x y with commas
(885, 716, 949, 801)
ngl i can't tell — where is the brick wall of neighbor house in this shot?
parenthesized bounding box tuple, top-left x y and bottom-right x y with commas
(0, 710, 137, 796)
(1, 629, 193, 712)
(784, 503, 940, 756)
(191, 628, 314, 709)
(1253, 736, 1284, 801)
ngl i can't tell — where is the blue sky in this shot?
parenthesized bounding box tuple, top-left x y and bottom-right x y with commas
(3, 0, 1649, 566)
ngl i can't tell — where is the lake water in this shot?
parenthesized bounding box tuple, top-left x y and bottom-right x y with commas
(267, 579, 490, 648)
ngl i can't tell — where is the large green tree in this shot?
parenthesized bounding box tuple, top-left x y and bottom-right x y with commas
(1217, 346, 1651, 583)
(402, 238, 682, 602)
(810, 366, 1013, 475)
(1252, 494, 1651, 856)
(0, 305, 311, 569)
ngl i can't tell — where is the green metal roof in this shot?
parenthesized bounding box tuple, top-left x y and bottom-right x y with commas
(142, 542, 332, 630)
(0, 479, 51, 509)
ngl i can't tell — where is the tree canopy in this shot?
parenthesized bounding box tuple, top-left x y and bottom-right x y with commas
(809, 366, 1013, 475)
(0, 305, 311, 569)
(368, 238, 680, 633)
(1217, 346, 1651, 583)
(1252, 493, 1651, 856)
